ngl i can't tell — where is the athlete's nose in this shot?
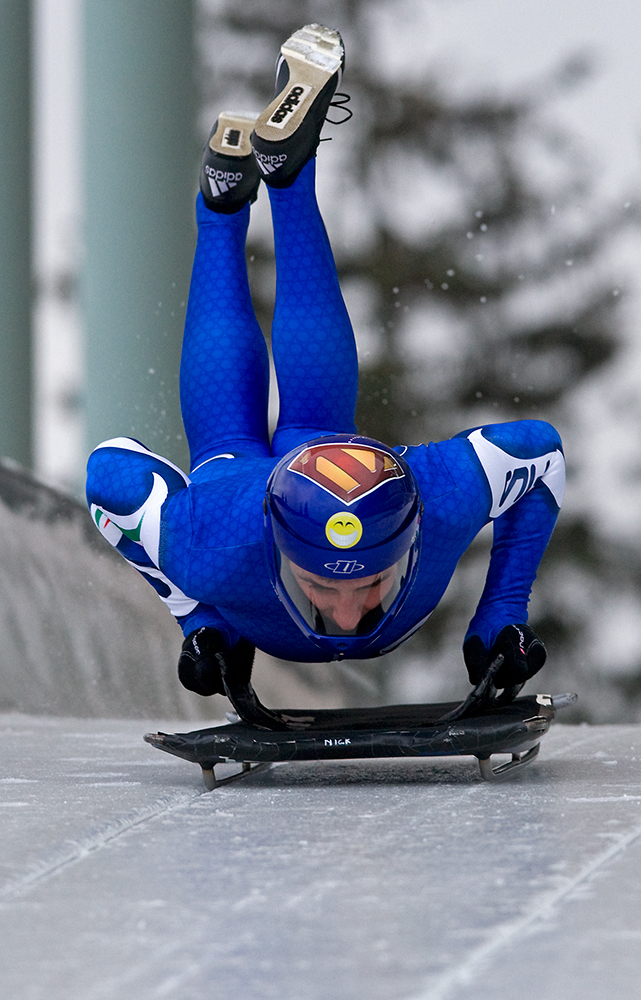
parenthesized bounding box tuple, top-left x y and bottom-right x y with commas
(330, 598, 363, 631)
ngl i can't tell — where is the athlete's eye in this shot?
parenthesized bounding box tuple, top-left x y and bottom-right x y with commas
(303, 579, 334, 593)
(359, 571, 392, 591)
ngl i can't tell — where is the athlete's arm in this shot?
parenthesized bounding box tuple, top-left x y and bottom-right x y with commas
(85, 438, 245, 642)
(86, 438, 256, 694)
(86, 437, 201, 616)
(458, 420, 565, 649)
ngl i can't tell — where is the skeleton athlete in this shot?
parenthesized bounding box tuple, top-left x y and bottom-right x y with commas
(86, 25, 564, 700)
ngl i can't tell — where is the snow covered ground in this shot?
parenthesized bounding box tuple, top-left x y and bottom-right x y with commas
(2, 713, 641, 1000)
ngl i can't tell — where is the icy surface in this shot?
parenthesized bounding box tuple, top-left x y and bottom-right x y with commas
(1, 714, 641, 999)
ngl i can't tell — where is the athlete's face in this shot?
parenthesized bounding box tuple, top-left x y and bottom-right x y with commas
(289, 562, 396, 632)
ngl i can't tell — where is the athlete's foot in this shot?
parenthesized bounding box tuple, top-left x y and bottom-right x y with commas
(251, 23, 345, 188)
(200, 111, 261, 214)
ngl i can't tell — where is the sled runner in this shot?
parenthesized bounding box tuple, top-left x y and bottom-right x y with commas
(144, 656, 577, 789)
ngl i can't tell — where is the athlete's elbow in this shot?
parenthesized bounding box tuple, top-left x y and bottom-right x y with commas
(527, 419, 563, 455)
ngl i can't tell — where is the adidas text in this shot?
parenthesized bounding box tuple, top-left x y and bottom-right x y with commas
(205, 165, 243, 182)
(253, 151, 287, 165)
(268, 84, 312, 129)
(253, 150, 288, 176)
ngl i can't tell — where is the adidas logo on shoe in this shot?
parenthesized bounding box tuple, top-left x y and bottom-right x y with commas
(199, 111, 261, 213)
(204, 164, 244, 197)
(253, 150, 288, 175)
(204, 165, 244, 183)
(251, 24, 345, 188)
(269, 84, 312, 129)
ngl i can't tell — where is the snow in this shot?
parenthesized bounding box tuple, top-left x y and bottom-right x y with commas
(2, 714, 641, 999)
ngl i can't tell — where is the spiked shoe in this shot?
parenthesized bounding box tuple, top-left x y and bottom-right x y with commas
(200, 112, 261, 213)
(251, 24, 345, 188)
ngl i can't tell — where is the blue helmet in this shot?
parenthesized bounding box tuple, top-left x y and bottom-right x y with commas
(264, 436, 422, 658)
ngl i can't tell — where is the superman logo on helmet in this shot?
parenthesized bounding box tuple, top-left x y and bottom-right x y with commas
(288, 442, 405, 504)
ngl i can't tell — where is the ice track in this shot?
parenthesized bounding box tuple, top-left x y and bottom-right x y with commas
(2, 714, 641, 1000)
(1, 466, 641, 997)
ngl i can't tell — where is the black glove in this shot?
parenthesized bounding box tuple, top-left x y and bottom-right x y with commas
(463, 624, 547, 691)
(177, 627, 255, 697)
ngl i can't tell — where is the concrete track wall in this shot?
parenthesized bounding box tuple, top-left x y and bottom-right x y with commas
(0, 460, 194, 718)
(0, 462, 366, 719)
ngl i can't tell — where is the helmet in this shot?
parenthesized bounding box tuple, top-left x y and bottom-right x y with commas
(264, 436, 422, 658)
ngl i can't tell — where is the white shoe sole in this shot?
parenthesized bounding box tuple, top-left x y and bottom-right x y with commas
(253, 24, 343, 144)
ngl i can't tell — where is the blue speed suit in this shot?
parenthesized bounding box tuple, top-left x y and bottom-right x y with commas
(86, 158, 565, 663)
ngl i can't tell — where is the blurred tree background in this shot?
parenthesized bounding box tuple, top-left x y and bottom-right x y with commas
(198, 0, 641, 720)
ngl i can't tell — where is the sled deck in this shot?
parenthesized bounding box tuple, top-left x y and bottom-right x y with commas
(144, 690, 577, 789)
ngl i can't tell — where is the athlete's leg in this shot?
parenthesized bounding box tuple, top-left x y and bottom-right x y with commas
(180, 195, 270, 471)
(268, 158, 358, 457)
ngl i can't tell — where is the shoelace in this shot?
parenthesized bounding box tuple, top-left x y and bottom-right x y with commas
(326, 92, 353, 124)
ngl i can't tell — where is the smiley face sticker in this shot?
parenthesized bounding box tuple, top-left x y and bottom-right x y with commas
(325, 511, 363, 549)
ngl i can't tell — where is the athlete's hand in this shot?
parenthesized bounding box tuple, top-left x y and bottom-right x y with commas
(177, 627, 255, 697)
(463, 624, 547, 691)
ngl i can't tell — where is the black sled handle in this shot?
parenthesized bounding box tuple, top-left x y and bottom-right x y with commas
(438, 655, 523, 722)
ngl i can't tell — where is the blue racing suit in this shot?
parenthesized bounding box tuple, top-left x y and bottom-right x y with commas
(86, 158, 565, 663)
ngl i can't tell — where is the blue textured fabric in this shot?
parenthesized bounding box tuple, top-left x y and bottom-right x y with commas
(268, 162, 358, 456)
(179, 159, 356, 469)
(180, 198, 270, 465)
(86, 158, 564, 663)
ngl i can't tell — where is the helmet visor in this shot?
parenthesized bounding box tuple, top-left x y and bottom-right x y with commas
(278, 550, 413, 637)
